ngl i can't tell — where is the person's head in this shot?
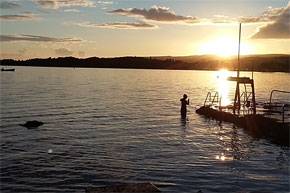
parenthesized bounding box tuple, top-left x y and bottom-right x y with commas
(183, 94, 187, 99)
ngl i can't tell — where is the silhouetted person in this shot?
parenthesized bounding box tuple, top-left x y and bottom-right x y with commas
(180, 94, 189, 119)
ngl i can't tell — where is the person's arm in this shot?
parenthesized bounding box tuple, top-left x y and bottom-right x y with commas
(187, 99, 189, 105)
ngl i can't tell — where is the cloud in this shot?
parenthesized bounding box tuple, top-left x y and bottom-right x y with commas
(213, 15, 228, 18)
(238, 16, 269, 23)
(97, 1, 113, 5)
(97, 1, 113, 10)
(0, 13, 40, 21)
(262, 5, 286, 20)
(77, 21, 157, 29)
(0, 2, 22, 9)
(55, 48, 73, 56)
(32, 0, 94, 9)
(238, 3, 288, 23)
(0, 34, 83, 42)
(108, 5, 199, 24)
(64, 9, 80, 12)
(251, 3, 290, 39)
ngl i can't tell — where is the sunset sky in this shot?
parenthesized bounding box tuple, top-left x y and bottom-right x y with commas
(0, 0, 289, 59)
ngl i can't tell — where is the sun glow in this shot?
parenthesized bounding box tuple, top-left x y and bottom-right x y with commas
(198, 36, 253, 57)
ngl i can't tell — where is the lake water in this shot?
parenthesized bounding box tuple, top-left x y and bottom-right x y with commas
(1, 67, 289, 193)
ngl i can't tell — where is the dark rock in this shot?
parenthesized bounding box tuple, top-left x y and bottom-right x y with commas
(20, 120, 44, 128)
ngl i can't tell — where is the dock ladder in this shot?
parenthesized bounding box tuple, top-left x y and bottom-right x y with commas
(204, 92, 220, 107)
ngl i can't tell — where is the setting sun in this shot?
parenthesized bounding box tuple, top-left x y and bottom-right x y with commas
(198, 36, 253, 57)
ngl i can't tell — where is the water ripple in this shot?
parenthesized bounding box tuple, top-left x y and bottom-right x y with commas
(1, 67, 289, 193)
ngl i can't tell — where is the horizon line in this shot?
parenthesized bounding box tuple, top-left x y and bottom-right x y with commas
(1, 53, 290, 61)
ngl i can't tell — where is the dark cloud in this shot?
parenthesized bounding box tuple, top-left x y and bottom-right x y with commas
(77, 21, 157, 29)
(252, 3, 290, 39)
(33, 0, 56, 9)
(0, 2, 22, 9)
(0, 13, 40, 21)
(108, 5, 199, 23)
(32, 0, 94, 9)
(0, 34, 82, 42)
(55, 48, 73, 56)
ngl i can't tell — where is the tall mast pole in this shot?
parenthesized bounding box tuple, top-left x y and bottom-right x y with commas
(237, 23, 241, 78)
(233, 23, 241, 114)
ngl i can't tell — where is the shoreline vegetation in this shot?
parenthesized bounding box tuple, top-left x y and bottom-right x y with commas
(0, 54, 289, 72)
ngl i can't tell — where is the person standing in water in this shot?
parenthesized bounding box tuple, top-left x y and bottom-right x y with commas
(180, 94, 189, 119)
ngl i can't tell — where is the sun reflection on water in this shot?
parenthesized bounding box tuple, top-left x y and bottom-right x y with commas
(216, 155, 226, 161)
(215, 153, 233, 161)
(216, 69, 231, 106)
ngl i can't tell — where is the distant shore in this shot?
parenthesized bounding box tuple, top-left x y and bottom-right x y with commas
(1, 54, 289, 72)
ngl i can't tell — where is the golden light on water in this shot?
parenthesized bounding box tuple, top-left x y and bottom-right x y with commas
(216, 69, 231, 106)
(215, 153, 233, 161)
(215, 154, 226, 161)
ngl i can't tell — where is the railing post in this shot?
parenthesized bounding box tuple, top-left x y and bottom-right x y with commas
(251, 79, 256, 114)
(282, 104, 289, 123)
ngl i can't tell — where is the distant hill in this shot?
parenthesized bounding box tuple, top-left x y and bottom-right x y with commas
(151, 54, 290, 72)
(1, 54, 289, 72)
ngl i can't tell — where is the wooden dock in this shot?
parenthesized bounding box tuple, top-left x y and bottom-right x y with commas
(196, 106, 289, 146)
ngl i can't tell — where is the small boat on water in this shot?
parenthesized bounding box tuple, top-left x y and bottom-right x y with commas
(1, 68, 15, 72)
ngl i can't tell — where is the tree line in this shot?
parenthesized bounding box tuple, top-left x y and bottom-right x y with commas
(1, 55, 289, 72)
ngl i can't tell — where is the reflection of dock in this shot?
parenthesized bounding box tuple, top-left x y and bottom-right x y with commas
(196, 23, 289, 146)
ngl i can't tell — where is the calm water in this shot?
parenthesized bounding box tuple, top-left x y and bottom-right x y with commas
(1, 67, 289, 193)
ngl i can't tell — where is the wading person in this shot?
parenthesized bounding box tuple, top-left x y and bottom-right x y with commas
(180, 94, 189, 119)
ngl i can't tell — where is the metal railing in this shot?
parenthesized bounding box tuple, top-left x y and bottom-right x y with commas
(204, 92, 220, 107)
(270, 90, 290, 103)
(262, 90, 290, 123)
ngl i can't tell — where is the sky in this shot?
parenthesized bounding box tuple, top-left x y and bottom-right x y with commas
(0, 0, 289, 59)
